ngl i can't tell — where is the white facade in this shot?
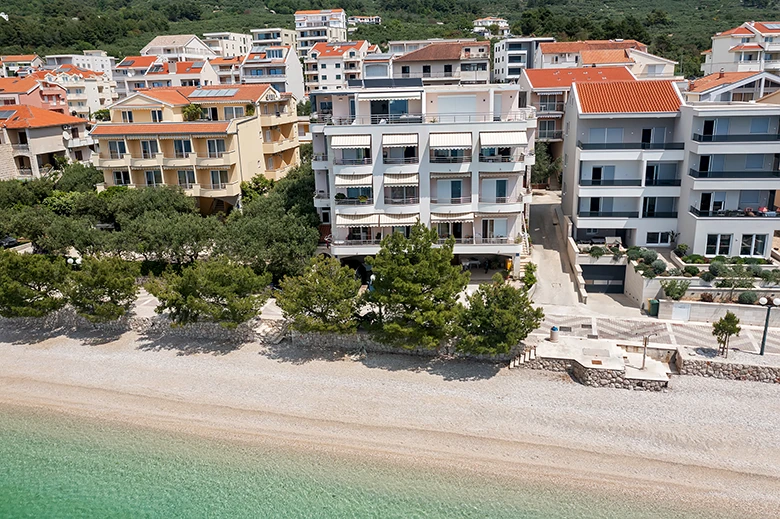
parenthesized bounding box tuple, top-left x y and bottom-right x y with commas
(305, 41, 372, 93)
(309, 81, 536, 272)
(295, 10, 348, 58)
(493, 37, 555, 82)
(113, 58, 219, 99)
(140, 35, 217, 62)
(392, 41, 490, 85)
(33, 66, 118, 120)
(348, 16, 382, 25)
(202, 32, 252, 58)
(702, 22, 780, 75)
(241, 46, 305, 101)
(44, 51, 116, 80)
(250, 28, 297, 49)
(472, 17, 510, 39)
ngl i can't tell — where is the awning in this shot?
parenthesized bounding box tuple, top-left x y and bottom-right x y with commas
(384, 173, 419, 186)
(539, 90, 564, 95)
(334, 174, 373, 187)
(480, 171, 520, 177)
(358, 91, 422, 101)
(430, 171, 472, 178)
(480, 132, 527, 147)
(431, 212, 474, 222)
(331, 135, 371, 148)
(335, 213, 379, 227)
(382, 133, 418, 147)
(379, 213, 418, 226)
(429, 132, 472, 149)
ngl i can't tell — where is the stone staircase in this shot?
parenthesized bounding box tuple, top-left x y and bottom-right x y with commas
(509, 345, 536, 368)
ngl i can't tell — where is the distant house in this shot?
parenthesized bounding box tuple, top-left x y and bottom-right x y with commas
(0, 55, 43, 78)
(348, 15, 382, 25)
(113, 57, 219, 98)
(392, 41, 490, 85)
(472, 17, 510, 39)
(201, 32, 253, 58)
(536, 40, 677, 79)
(44, 51, 116, 81)
(29, 65, 118, 120)
(241, 45, 305, 101)
(305, 41, 375, 93)
(295, 9, 348, 58)
(492, 36, 556, 82)
(0, 76, 67, 113)
(140, 35, 217, 62)
(702, 21, 780, 75)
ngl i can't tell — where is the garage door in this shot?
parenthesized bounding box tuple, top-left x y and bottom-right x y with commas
(436, 95, 476, 123)
(581, 265, 625, 294)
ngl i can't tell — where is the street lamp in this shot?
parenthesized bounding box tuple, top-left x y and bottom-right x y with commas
(758, 296, 780, 356)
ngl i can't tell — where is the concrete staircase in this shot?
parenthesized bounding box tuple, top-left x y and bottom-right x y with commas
(509, 346, 536, 368)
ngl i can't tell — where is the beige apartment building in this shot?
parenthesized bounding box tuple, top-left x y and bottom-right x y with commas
(91, 84, 300, 214)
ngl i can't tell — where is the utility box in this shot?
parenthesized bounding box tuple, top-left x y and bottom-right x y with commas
(648, 299, 659, 317)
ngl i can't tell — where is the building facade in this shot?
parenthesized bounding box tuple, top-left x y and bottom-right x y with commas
(140, 35, 217, 62)
(294, 9, 348, 58)
(90, 85, 300, 214)
(348, 16, 382, 25)
(304, 41, 373, 93)
(392, 41, 490, 85)
(113, 57, 219, 98)
(201, 32, 253, 58)
(250, 28, 297, 49)
(702, 21, 780, 75)
(0, 77, 67, 113)
(0, 55, 43, 77)
(30, 65, 118, 120)
(44, 51, 116, 80)
(472, 17, 510, 39)
(492, 37, 556, 82)
(241, 45, 305, 100)
(309, 80, 535, 274)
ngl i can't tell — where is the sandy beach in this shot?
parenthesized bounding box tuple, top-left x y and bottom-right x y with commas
(1, 328, 780, 517)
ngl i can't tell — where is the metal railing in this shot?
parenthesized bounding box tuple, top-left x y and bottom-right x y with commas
(688, 168, 780, 179)
(579, 179, 642, 187)
(577, 141, 685, 150)
(534, 102, 565, 112)
(645, 178, 681, 186)
(642, 211, 678, 218)
(334, 197, 374, 205)
(109, 151, 125, 159)
(312, 153, 328, 161)
(207, 151, 226, 159)
(478, 154, 523, 163)
(431, 197, 469, 204)
(578, 211, 639, 218)
(692, 133, 780, 142)
(429, 155, 471, 164)
(384, 197, 419, 205)
(178, 182, 197, 189)
(203, 182, 227, 190)
(689, 206, 780, 217)
(11, 144, 29, 152)
(311, 110, 533, 126)
(383, 156, 419, 165)
(478, 196, 521, 204)
(334, 157, 372, 165)
(538, 130, 563, 140)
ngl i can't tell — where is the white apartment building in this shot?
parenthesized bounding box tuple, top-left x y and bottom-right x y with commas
(29, 65, 118, 120)
(140, 35, 217, 62)
(309, 79, 536, 275)
(0, 55, 43, 78)
(387, 39, 475, 56)
(348, 15, 381, 25)
(493, 36, 556, 82)
(702, 21, 780, 75)
(392, 41, 490, 85)
(250, 28, 297, 49)
(536, 40, 647, 69)
(211, 57, 242, 85)
(305, 41, 373, 93)
(682, 70, 780, 103)
(535, 40, 678, 79)
(44, 51, 116, 80)
(295, 9, 348, 58)
(472, 17, 510, 39)
(113, 57, 219, 98)
(202, 32, 252, 58)
(241, 46, 305, 101)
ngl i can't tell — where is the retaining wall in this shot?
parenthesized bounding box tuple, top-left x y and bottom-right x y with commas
(658, 299, 780, 326)
(677, 355, 780, 383)
(524, 355, 667, 391)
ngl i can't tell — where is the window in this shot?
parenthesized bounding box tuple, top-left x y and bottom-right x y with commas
(422, 65, 431, 77)
(401, 65, 410, 76)
(741, 37, 751, 43)
(177, 170, 195, 187)
(321, 75, 327, 81)
(223, 106, 245, 119)
(706, 234, 732, 256)
(741, 234, 767, 256)
(750, 117, 770, 134)
(121, 111, 133, 123)
(745, 154, 764, 169)
(210, 170, 228, 188)
(151, 110, 163, 122)
(108, 140, 126, 159)
(767, 37, 775, 43)
(482, 218, 508, 239)
(140, 140, 159, 159)
(335, 63, 341, 68)
(74, 150, 83, 161)
(646, 64, 663, 76)
(588, 127, 623, 143)
(646, 232, 671, 245)
(173, 139, 192, 158)
(207, 139, 226, 158)
(336, 74, 341, 80)
(321, 209, 330, 224)
(320, 64, 327, 69)
(145, 170, 162, 186)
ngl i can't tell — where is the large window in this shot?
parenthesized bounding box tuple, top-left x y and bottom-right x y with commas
(210, 170, 228, 188)
(177, 170, 195, 187)
(173, 139, 192, 158)
(108, 140, 126, 159)
(750, 117, 770, 134)
(588, 127, 623, 144)
(140, 140, 159, 159)
(646, 232, 671, 245)
(151, 110, 163, 123)
(741, 234, 767, 256)
(113, 170, 130, 185)
(145, 170, 162, 186)
(224, 106, 245, 119)
(207, 139, 226, 158)
(121, 111, 133, 123)
(482, 218, 508, 239)
(706, 234, 732, 256)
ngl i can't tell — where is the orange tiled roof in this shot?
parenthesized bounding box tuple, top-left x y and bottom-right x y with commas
(540, 40, 646, 54)
(688, 71, 762, 92)
(576, 80, 681, 114)
(310, 40, 367, 58)
(296, 9, 344, 14)
(116, 56, 159, 68)
(579, 49, 634, 65)
(729, 43, 764, 52)
(525, 67, 635, 89)
(0, 54, 40, 63)
(751, 22, 780, 34)
(0, 76, 43, 94)
(717, 26, 755, 37)
(134, 83, 273, 105)
(90, 122, 231, 136)
(0, 104, 84, 129)
(211, 57, 242, 65)
(30, 64, 105, 80)
(395, 41, 485, 62)
(701, 49, 713, 54)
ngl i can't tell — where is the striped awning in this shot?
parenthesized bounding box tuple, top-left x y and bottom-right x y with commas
(334, 174, 373, 187)
(384, 173, 419, 186)
(335, 213, 379, 227)
(430, 171, 472, 178)
(331, 135, 371, 148)
(480, 131, 527, 147)
(429, 132, 472, 149)
(430, 212, 474, 222)
(379, 213, 418, 226)
(358, 91, 422, 101)
(382, 133, 418, 147)
(480, 171, 520, 177)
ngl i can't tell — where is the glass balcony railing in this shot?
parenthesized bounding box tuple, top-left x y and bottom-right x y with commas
(577, 141, 685, 150)
(688, 168, 780, 179)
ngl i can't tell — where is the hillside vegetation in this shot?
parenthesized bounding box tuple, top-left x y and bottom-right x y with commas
(1, 0, 780, 76)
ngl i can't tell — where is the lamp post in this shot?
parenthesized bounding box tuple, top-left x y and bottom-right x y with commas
(758, 296, 780, 356)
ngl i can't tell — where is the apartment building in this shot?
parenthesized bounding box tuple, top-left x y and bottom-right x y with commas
(682, 70, 780, 102)
(0, 77, 67, 113)
(0, 55, 43, 77)
(0, 105, 92, 180)
(392, 41, 490, 85)
(304, 41, 373, 93)
(363, 53, 395, 79)
(250, 28, 297, 49)
(29, 65, 118, 120)
(536, 40, 646, 68)
(309, 79, 535, 275)
(140, 35, 217, 62)
(240, 45, 305, 100)
(492, 36, 556, 82)
(44, 51, 116, 80)
(535, 40, 677, 79)
(202, 32, 252, 58)
(210, 57, 243, 85)
(113, 57, 219, 98)
(348, 15, 382, 25)
(472, 17, 510, 39)
(701, 21, 780, 75)
(295, 9, 348, 58)
(519, 67, 635, 158)
(90, 84, 299, 214)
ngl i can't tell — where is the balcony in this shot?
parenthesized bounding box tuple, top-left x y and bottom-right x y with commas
(689, 206, 780, 218)
(177, 182, 201, 197)
(478, 195, 526, 204)
(162, 152, 197, 168)
(577, 141, 684, 150)
(688, 168, 780, 179)
(534, 102, 565, 112)
(196, 149, 236, 167)
(66, 136, 95, 148)
(131, 153, 164, 168)
(262, 138, 298, 154)
(478, 154, 524, 163)
(431, 197, 470, 205)
(200, 181, 240, 197)
(579, 179, 642, 187)
(578, 211, 639, 218)
(384, 197, 419, 205)
(11, 144, 30, 155)
(335, 197, 374, 206)
(311, 110, 533, 126)
(691, 133, 780, 143)
(259, 111, 296, 126)
(93, 154, 131, 168)
(429, 156, 471, 164)
(537, 130, 563, 141)
(641, 212, 678, 218)
(646, 178, 682, 186)
(383, 156, 419, 165)
(334, 157, 372, 166)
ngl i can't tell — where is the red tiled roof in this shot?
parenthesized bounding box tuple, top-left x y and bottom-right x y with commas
(580, 49, 634, 65)
(132, 88, 192, 105)
(0, 76, 42, 94)
(576, 80, 681, 114)
(729, 43, 764, 52)
(688, 71, 762, 92)
(717, 26, 755, 37)
(751, 22, 780, 34)
(29, 64, 105, 80)
(296, 9, 344, 14)
(211, 57, 242, 65)
(116, 56, 159, 68)
(0, 104, 84, 129)
(90, 122, 231, 136)
(540, 40, 647, 54)
(0, 54, 40, 63)
(701, 49, 713, 55)
(395, 41, 486, 62)
(134, 84, 273, 105)
(310, 40, 367, 58)
(524, 67, 635, 89)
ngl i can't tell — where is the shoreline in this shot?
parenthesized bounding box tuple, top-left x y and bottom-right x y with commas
(1, 331, 780, 517)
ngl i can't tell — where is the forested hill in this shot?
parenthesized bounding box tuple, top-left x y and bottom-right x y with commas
(1, 0, 780, 76)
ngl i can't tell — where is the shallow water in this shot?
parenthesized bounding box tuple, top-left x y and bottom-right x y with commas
(0, 406, 729, 518)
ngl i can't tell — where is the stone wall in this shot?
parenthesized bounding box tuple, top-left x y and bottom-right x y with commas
(525, 355, 667, 391)
(678, 357, 780, 383)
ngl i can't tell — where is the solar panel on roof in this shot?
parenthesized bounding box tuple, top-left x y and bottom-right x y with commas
(192, 61, 204, 68)
(766, 23, 780, 29)
(189, 88, 238, 98)
(0, 110, 17, 119)
(120, 60, 135, 67)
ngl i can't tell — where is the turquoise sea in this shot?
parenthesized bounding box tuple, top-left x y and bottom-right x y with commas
(0, 406, 732, 518)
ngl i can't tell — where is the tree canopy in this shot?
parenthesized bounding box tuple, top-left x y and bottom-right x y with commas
(0, 251, 69, 318)
(64, 256, 140, 323)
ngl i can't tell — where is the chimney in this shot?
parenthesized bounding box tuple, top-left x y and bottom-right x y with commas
(719, 68, 725, 79)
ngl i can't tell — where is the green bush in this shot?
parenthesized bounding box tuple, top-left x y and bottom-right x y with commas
(650, 259, 667, 274)
(640, 249, 658, 263)
(588, 246, 606, 258)
(626, 247, 642, 262)
(667, 267, 682, 276)
(713, 255, 727, 264)
(682, 254, 707, 264)
(660, 279, 690, 301)
(699, 271, 715, 283)
(708, 261, 726, 277)
(673, 244, 689, 257)
(683, 265, 700, 276)
(643, 269, 657, 279)
(749, 265, 763, 278)
(737, 291, 758, 305)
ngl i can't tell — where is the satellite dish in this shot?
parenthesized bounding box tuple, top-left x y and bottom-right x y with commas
(774, 297, 780, 306)
(62, 130, 71, 140)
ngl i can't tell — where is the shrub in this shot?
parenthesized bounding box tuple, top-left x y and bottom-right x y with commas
(708, 261, 726, 277)
(640, 249, 658, 263)
(589, 246, 606, 258)
(626, 247, 642, 262)
(738, 291, 758, 305)
(673, 244, 689, 257)
(667, 267, 682, 276)
(700, 292, 714, 303)
(728, 256, 744, 264)
(682, 254, 707, 264)
(713, 255, 727, 264)
(749, 265, 763, 278)
(683, 265, 700, 276)
(699, 271, 715, 283)
(643, 269, 657, 279)
(650, 259, 667, 274)
(660, 279, 690, 300)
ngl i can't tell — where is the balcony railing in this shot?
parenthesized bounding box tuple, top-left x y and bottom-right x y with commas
(11, 144, 30, 153)
(109, 152, 125, 159)
(383, 156, 419, 165)
(534, 102, 565, 112)
(334, 157, 372, 165)
(207, 151, 225, 159)
(478, 196, 521, 203)
(577, 141, 685, 150)
(384, 197, 419, 205)
(430, 155, 471, 164)
(478, 154, 523, 163)
(311, 110, 534, 126)
(579, 179, 642, 187)
(688, 168, 780, 179)
(312, 153, 328, 161)
(689, 206, 780, 217)
(645, 178, 682, 186)
(691, 133, 780, 143)
(578, 211, 639, 218)
(203, 182, 227, 190)
(642, 212, 678, 218)
(431, 197, 470, 204)
(538, 130, 563, 140)
(335, 197, 374, 205)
